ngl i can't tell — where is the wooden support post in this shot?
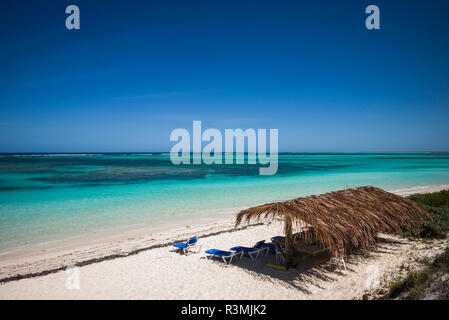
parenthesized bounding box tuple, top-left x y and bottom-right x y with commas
(284, 216, 294, 269)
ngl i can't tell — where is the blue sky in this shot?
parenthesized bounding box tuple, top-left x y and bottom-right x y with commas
(0, 0, 448, 152)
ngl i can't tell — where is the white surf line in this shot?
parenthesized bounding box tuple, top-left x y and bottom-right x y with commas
(390, 184, 449, 196)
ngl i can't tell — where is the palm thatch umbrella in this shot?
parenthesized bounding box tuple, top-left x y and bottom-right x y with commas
(235, 186, 431, 268)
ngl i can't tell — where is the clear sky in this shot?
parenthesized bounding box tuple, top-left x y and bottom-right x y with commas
(1, 0, 448, 152)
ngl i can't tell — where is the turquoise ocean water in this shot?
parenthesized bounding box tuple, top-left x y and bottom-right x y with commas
(1, 153, 449, 252)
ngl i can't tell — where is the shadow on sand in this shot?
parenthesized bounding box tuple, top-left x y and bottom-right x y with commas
(200, 235, 407, 295)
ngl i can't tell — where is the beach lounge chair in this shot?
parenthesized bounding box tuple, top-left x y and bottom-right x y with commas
(261, 242, 285, 261)
(275, 245, 285, 262)
(261, 242, 276, 255)
(205, 249, 242, 265)
(230, 240, 266, 260)
(172, 236, 198, 255)
(270, 236, 287, 261)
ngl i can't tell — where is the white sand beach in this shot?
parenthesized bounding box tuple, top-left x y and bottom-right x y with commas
(0, 184, 447, 300)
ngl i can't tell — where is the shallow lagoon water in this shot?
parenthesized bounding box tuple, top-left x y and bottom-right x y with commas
(1, 153, 449, 251)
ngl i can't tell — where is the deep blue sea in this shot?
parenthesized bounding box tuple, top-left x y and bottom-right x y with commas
(1, 153, 449, 252)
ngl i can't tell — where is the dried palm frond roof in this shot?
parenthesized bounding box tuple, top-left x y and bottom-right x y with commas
(235, 186, 431, 257)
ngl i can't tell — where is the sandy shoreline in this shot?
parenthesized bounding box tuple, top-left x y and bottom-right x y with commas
(390, 184, 449, 196)
(0, 184, 447, 299)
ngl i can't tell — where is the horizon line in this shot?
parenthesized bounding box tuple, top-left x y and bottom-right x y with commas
(1, 151, 449, 155)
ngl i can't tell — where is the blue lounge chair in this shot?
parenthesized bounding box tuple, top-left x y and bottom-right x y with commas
(205, 249, 242, 264)
(261, 242, 276, 255)
(274, 245, 285, 261)
(172, 236, 198, 255)
(230, 240, 266, 260)
(270, 236, 285, 261)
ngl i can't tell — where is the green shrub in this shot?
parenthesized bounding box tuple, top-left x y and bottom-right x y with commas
(402, 190, 449, 239)
(431, 247, 449, 271)
(400, 217, 446, 239)
(405, 271, 430, 299)
(386, 278, 405, 298)
(381, 247, 449, 300)
(409, 190, 449, 207)
(384, 271, 429, 299)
